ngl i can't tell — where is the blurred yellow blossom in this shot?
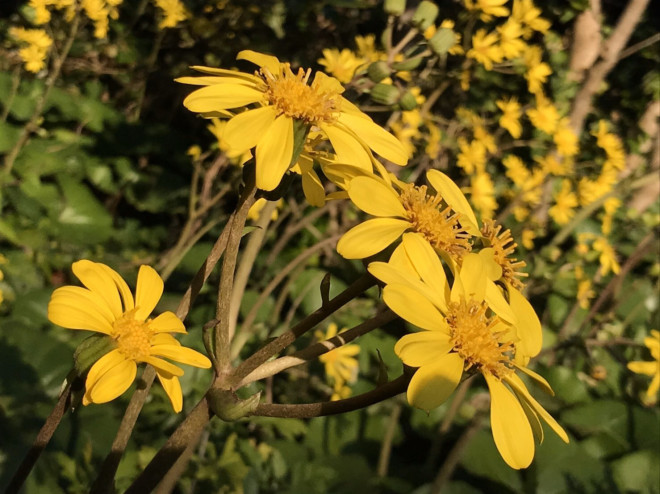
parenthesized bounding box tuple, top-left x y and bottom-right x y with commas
(535, 154, 572, 177)
(576, 279, 595, 309)
(247, 198, 284, 222)
(523, 46, 552, 94)
(470, 171, 498, 220)
(317, 48, 365, 84)
(474, 125, 497, 154)
(627, 330, 660, 398)
(521, 229, 536, 249)
(593, 236, 620, 276)
(512, 0, 551, 38)
(527, 95, 560, 134)
(467, 30, 504, 70)
(425, 121, 443, 158)
(549, 179, 578, 225)
(457, 138, 487, 174)
(497, 19, 527, 59)
(465, 0, 509, 21)
(9, 27, 52, 73)
(503, 154, 530, 186)
(316, 323, 360, 400)
(497, 97, 523, 138)
(154, 0, 188, 29)
(554, 118, 579, 158)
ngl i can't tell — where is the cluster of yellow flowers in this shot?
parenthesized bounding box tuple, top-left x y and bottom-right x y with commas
(153, 0, 189, 29)
(315, 323, 360, 400)
(8, 27, 53, 73)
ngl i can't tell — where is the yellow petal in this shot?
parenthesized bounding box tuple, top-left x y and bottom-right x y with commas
(134, 265, 164, 321)
(647, 373, 659, 397)
(99, 264, 134, 311)
(224, 106, 277, 152)
(255, 115, 294, 191)
(236, 50, 281, 74)
(336, 218, 409, 259)
(72, 260, 123, 318)
(627, 361, 657, 376)
(150, 311, 186, 334)
(347, 176, 406, 217)
(301, 167, 326, 207)
(143, 356, 184, 376)
(407, 352, 463, 411)
(395, 331, 453, 367)
(156, 370, 183, 413)
(484, 374, 535, 469)
(150, 344, 212, 368)
(426, 170, 480, 235)
(513, 364, 555, 396)
(401, 233, 449, 313)
(183, 84, 263, 113)
(175, 75, 257, 86)
(505, 374, 569, 443)
(508, 285, 542, 358)
(48, 287, 114, 334)
(88, 358, 137, 404)
(321, 123, 373, 171)
(312, 71, 345, 94)
(337, 113, 408, 166)
(189, 65, 261, 83)
(151, 333, 180, 346)
(456, 253, 486, 303)
(518, 392, 544, 443)
(383, 284, 444, 331)
(485, 280, 517, 325)
(479, 248, 503, 281)
(85, 349, 125, 397)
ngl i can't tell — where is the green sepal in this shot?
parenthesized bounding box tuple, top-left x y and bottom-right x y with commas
(289, 119, 310, 169)
(208, 388, 262, 421)
(73, 333, 117, 377)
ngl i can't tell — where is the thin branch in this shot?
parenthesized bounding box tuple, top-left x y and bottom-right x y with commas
(377, 402, 402, 477)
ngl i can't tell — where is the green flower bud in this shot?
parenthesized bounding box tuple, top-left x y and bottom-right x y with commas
(412, 1, 439, 31)
(391, 56, 424, 71)
(371, 83, 400, 105)
(367, 61, 391, 82)
(428, 27, 456, 56)
(399, 90, 418, 111)
(384, 0, 406, 16)
(74, 334, 117, 377)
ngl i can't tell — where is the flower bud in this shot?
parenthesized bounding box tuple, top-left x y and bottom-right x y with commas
(399, 90, 418, 111)
(412, 1, 439, 31)
(74, 334, 117, 377)
(371, 83, 400, 105)
(384, 0, 406, 16)
(391, 56, 424, 71)
(367, 61, 391, 82)
(428, 27, 456, 56)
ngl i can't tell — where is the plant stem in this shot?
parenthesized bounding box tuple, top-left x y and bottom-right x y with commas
(377, 401, 402, 477)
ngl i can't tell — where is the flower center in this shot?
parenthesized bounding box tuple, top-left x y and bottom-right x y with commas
(399, 184, 472, 260)
(112, 309, 152, 361)
(480, 219, 528, 289)
(446, 298, 514, 379)
(261, 64, 342, 124)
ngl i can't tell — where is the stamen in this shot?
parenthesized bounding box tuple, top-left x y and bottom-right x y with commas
(112, 309, 153, 361)
(399, 184, 472, 260)
(481, 219, 528, 289)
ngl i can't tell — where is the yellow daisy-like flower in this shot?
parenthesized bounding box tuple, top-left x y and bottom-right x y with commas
(465, 0, 509, 21)
(178, 50, 408, 191)
(153, 0, 188, 29)
(527, 95, 560, 135)
(523, 46, 551, 95)
(9, 27, 53, 73)
(316, 323, 360, 400)
(628, 330, 660, 398)
(497, 97, 523, 138)
(317, 48, 365, 84)
(592, 236, 620, 276)
(48, 260, 212, 412)
(553, 118, 579, 158)
(467, 30, 504, 71)
(512, 0, 551, 38)
(497, 19, 527, 60)
(368, 234, 568, 469)
(336, 171, 474, 261)
(549, 179, 578, 225)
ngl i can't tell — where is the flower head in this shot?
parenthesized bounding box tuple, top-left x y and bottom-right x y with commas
(316, 323, 360, 400)
(48, 261, 211, 412)
(467, 30, 504, 70)
(178, 51, 407, 191)
(317, 48, 365, 84)
(628, 330, 660, 398)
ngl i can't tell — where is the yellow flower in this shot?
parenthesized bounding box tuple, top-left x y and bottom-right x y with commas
(601, 197, 621, 235)
(425, 121, 443, 158)
(628, 330, 660, 398)
(48, 261, 212, 412)
(336, 171, 475, 260)
(206, 118, 252, 165)
(28, 0, 52, 24)
(317, 48, 365, 84)
(593, 120, 625, 170)
(535, 154, 572, 176)
(247, 198, 283, 221)
(502, 154, 529, 186)
(9, 27, 52, 73)
(467, 30, 504, 70)
(497, 97, 523, 138)
(464, 0, 509, 21)
(457, 138, 487, 174)
(474, 125, 497, 154)
(523, 46, 551, 94)
(553, 118, 579, 158)
(178, 51, 408, 191)
(368, 234, 568, 469)
(316, 323, 360, 400)
(497, 19, 527, 59)
(592, 237, 620, 276)
(512, 0, 551, 38)
(576, 279, 595, 310)
(549, 179, 578, 225)
(521, 229, 536, 249)
(355, 34, 381, 63)
(469, 171, 498, 220)
(527, 95, 560, 134)
(153, 0, 188, 29)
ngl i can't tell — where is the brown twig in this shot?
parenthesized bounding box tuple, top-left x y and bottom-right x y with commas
(377, 401, 403, 477)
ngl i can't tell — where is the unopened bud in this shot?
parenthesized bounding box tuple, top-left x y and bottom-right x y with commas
(367, 61, 391, 82)
(391, 56, 424, 71)
(74, 334, 117, 377)
(412, 1, 439, 31)
(371, 83, 400, 105)
(399, 90, 418, 111)
(384, 0, 406, 16)
(428, 27, 456, 56)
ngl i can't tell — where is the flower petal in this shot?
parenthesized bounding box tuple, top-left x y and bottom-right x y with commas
(183, 84, 264, 113)
(485, 280, 517, 325)
(508, 286, 542, 358)
(337, 113, 408, 166)
(456, 253, 486, 303)
(151, 333, 181, 346)
(48, 287, 114, 334)
(395, 331, 453, 367)
(189, 65, 261, 83)
(401, 233, 450, 313)
(175, 75, 257, 86)
(627, 361, 657, 376)
(72, 260, 123, 319)
(301, 167, 326, 207)
(99, 264, 134, 311)
(150, 344, 212, 368)
(383, 284, 445, 331)
(156, 370, 183, 413)
(85, 349, 125, 395)
(87, 356, 137, 404)
(337, 218, 409, 259)
(321, 123, 373, 171)
(134, 265, 164, 321)
(236, 50, 281, 74)
(347, 176, 406, 218)
(427, 170, 480, 235)
(255, 115, 294, 191)
(484, 374, 535, 469)
(407, 353, 464, 411)
(143, 356, 184, 377)
(150, 311, 186, 334)
(513, 364, 555, 396)
(224, 106, 277, 152)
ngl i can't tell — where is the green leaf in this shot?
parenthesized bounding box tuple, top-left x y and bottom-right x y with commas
(611, 449, 660, 493)
(55, 175, 113, 244)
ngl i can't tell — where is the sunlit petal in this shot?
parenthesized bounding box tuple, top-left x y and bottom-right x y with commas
(508, 286, 542, 358)
(255, 115, 294, 191)
(150, 344, 212, 368)
(72, 260, 123, 318)
(156, 371, 183, 413)
(321, 123, 373, 171)
(395, 331, 453, 367)
(134, 265, 164, 321)
(236, 50, 281, 74)
(336, 218, 409, 259)
(426, 170, 480, 235)
(183, 84, 263, 113)
(88, 359, 137, 404)
(224, 106, 277, 152)
(407, 353, 463, 411)
(337, 113, 408, 166)
(150, 312, 186, 334)
(347, 176, 406, 218)
(383, 284, 444, 331)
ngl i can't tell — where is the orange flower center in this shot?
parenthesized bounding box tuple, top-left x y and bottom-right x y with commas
(480, 219, 527, 289)
(446, 298, 514, 379)
(112, 310, 152, 361)
(261, 64, 342, 124)
(399, 184, 472, 260)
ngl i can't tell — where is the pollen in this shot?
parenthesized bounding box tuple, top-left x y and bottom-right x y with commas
(112, 309, 153, 361)
(399, 184, 472, 260)
(481, 219, 528, 289)
(446, 298, 514, 379)
(260, 64, 342, 124)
